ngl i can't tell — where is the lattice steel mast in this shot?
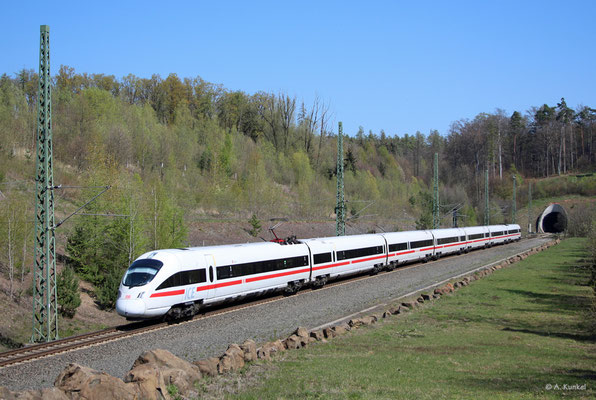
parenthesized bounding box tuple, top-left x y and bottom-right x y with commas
(528, 182, 533, 234)
(512, 175, 517, 224)
(335, 122, 345, 236)
(484, 168, 489, 225)
(32, 25, 58, 342)
(433, 153, 439, 229)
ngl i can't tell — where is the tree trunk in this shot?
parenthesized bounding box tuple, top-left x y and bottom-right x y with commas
(21, 230, 28, 284)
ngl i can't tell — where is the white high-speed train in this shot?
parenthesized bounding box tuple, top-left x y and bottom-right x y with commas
(116, 224, 521, 320)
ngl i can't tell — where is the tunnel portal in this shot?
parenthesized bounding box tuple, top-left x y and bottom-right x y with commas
(536, 203, 568, 233)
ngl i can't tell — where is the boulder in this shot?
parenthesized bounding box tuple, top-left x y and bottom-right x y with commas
(338, 322, 351, 331)
(348, 318, 363, 328)
(294, 327, 309, 340)
(257, 340, 285, 360)
(270, 340, 286, 353)
(454, 282, 462, 289)
(401, 301, 418, 309)
(382, 311, 392, 318)
(433, 288, 444, 295)
(193, 357, 220, 377)
(388, 305, 402, 314)
(310, 330, 324, 341)
(218, 344, 245, 374)
(55, 363, 137, 400)
(432, 293, 440, 299)
(124, 363, 168, 400)
(417, 296, 425, 303)
(132, 349, 201, 394)
(444, 283, 455, 292)
(332, 325, 347, 335)
(0, 387, 16, 400)
(361, 316, 377, 325)
(323, 327, 337, 339)
(256, 346, 271, 361)
(421, 293, 432, 301)
(240, 339, 257, 362)
(14, 388, 69, 400)
(284, 334, 302, 350)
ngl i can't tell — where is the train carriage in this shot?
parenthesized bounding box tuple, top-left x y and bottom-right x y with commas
(431, 228, 467, 257)
(381, 230, 434, 266)
(487, 224, 510, 245)
(462, 226, 490, 251)
(303, 234, 388, 277)
(505, 224, 522, 242)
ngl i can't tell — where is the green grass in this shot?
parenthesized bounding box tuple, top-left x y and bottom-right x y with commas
(230, 238, 595, 399)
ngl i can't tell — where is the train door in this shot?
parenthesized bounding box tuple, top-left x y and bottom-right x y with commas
(202, 254, 216, 301)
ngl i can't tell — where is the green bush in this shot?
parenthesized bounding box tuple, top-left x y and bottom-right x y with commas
(248, 214, 261, 237)
(94, 269, 123, 310)
(57, 267, 81, 318)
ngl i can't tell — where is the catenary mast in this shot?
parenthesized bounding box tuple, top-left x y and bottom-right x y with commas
(31, 25, 59, 342)
(335, 122, 345, 236)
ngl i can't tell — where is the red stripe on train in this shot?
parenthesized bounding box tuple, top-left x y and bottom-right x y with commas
(245, 268, 311, 283)
(312, 261, 350, 271)
(150, 289, 184, 298)
(351, 254, 387, 264)
(196, 279, 243, 291)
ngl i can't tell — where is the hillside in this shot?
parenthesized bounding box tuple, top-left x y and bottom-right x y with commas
(1, 68, 596, 347)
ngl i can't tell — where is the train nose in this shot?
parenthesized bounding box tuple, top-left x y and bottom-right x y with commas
(116, 298, 146, 318)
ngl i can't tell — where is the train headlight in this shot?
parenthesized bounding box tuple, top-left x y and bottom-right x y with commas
(137, 292, 145, 299)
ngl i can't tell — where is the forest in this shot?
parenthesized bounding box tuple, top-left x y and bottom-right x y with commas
(0, 66, 595, 311)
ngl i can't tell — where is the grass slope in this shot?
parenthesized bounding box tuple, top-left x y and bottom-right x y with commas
(231, 238, 595, 399)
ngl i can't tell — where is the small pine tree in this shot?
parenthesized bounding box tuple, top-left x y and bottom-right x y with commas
(95, 268, 122, 310)
(57, 267, 81, 318)
(248, 214, 261, 237)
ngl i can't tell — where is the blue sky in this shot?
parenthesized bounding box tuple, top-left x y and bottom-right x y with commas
(2, 0, 595, 137)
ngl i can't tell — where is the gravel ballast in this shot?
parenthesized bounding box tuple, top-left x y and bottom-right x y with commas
(0, 237, 551, 391)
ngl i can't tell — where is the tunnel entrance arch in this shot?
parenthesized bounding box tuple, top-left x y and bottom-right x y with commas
(536, 203, 568, 233)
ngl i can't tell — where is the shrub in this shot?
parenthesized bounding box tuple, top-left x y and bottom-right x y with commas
(57, 267, 81, 318)
(248, 214, 261, 237)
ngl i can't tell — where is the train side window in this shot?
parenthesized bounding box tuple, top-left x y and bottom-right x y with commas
(410, 239, 433, 249)
(389, 243, 407, 252)
(209, 266, 213, 282)
(314, 253, 332, 265)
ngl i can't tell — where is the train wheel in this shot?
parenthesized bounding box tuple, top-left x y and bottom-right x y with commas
(312, 276, 327, 289)
(284, 281, 301, 296)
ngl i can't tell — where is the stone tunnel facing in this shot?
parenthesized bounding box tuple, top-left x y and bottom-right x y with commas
(537, 203, 568, 233)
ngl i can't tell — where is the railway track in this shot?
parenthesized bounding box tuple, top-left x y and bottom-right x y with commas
(0, 237, 542, 370)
